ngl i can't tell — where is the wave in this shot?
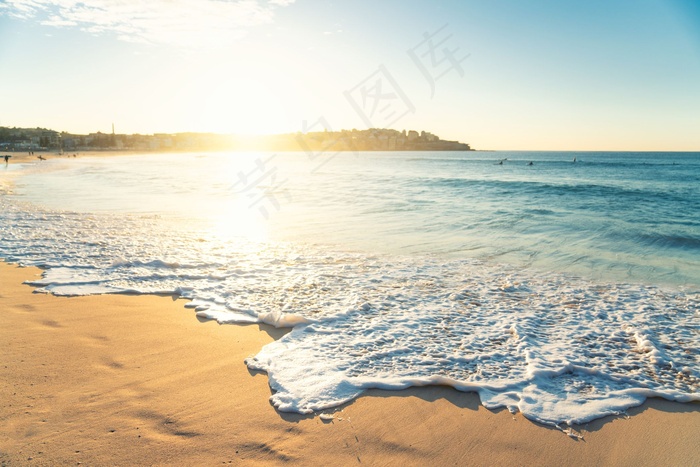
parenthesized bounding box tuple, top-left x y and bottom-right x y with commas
(424, 177, 698, 207)
(2, 151, 700, 428)
(3, 199, 699, 426)
(635, 233, 700, 250)
(405, 154, 700, 168)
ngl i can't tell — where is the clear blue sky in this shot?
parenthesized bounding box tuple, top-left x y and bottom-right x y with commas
(1, 0, 699, 150)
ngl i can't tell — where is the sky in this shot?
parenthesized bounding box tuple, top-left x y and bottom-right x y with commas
(0, 0, 699, 150)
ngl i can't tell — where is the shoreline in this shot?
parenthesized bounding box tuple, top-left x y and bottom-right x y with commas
(1, 261, 699, 465)
(0, 148, 475, 166)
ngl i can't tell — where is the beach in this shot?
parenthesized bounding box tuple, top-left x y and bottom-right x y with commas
(2, 261, 699, 466)
(2, 150, 171, 164)
(3, 1, 698, 462)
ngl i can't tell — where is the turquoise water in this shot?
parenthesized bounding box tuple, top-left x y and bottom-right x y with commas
(9, 151, 700, 285)
(1, 151, 699, 426)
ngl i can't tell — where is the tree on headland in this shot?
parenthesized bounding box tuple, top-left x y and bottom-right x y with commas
(0, 126, 473, 152)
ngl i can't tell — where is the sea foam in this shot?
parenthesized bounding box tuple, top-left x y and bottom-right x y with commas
(2, 152, 699, 427)
(244, 264, 700, 426)
(2, 197, 698, 426)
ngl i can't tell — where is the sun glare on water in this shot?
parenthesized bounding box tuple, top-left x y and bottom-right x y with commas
(206, 201, 271, 244)
(193, 154, 275, 245)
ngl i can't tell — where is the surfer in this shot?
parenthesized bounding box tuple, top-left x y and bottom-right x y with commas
(527, 161, 533, 166)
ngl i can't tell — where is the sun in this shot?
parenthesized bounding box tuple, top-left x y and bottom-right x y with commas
(196, 76, 290, 135)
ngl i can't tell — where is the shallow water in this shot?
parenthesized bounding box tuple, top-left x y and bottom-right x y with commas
(1, 150, 699, 426)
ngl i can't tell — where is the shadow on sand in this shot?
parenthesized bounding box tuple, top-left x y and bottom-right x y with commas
(188, 299, 700, 437)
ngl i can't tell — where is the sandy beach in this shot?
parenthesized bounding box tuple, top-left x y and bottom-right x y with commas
(0, 261, 698, 466)
(3, 0, 699, 463)
(2, 150, 175, 164)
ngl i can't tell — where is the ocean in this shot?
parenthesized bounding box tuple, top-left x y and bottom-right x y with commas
(1, 150, 699, 427)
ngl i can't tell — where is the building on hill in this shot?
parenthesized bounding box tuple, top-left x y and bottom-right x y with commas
(0, 126, 472, 152)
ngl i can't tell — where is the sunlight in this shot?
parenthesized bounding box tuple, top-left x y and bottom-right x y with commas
(198, 76, 289, 135)
(201, 153, 274, 244)
(207, 205, 271, 244)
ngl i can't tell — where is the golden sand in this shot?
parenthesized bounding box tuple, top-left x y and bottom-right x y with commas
(1, 262, 698, 466)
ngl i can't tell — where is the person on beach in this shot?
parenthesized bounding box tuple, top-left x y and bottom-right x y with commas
(3, 155, 9, 163)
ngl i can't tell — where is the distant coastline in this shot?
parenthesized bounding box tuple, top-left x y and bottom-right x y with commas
(0, 126, 473, 153)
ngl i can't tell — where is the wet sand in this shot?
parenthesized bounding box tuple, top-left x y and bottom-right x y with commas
(1, 261, 699, 466)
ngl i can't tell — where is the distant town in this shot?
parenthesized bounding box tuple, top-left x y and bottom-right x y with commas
(0, 126, 472, 153)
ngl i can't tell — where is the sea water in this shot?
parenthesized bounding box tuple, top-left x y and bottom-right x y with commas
(1, 151, 699, 427)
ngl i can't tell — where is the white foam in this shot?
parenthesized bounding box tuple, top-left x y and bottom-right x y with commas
(1, 188, 699, 425)
(244, 268, 700, 423)
(195, 309, 259, 324)
(257, 310, 312, 328)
